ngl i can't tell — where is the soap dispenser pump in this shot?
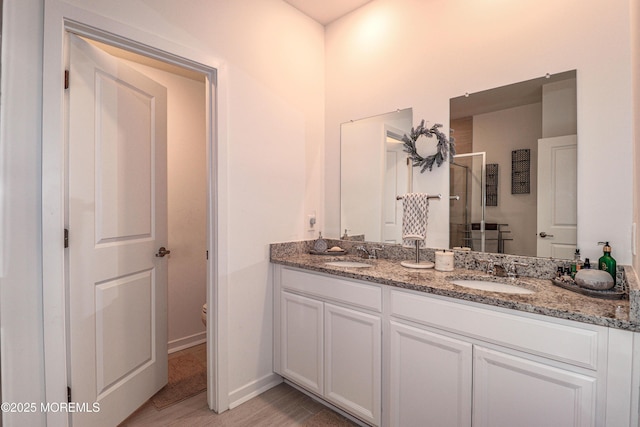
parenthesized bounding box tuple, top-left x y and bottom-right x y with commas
(313, 231, 328, 253)
(597, 241, 617, 285)
(570, 249, 583, 278)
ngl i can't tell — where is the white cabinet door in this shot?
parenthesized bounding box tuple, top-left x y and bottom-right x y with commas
(325, 303, 381, 426)
(389, 321, 472, 427)
(473, 346, 596, 427)
(281, 291, 324, 395)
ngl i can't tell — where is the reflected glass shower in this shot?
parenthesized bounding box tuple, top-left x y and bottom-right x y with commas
(449, 152, 486, 252)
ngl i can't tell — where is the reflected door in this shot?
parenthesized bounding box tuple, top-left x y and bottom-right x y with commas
(537, 135, 577, 258)
(68, 34, 168, 426)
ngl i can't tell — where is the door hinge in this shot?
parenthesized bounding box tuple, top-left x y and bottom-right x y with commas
(206, 250, 209, 260)
(64, 70, 69, 90)
(64, 228, 69, 248)
(67, 386, 72, 403)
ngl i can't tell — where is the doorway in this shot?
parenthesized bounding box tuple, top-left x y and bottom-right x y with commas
(64, 30, 214, 426)
(87, 39, 210, 354)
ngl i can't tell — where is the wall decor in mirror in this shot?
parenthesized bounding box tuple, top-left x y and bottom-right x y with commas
(449, 70, 577, 259)
(402, 120, 455, 173)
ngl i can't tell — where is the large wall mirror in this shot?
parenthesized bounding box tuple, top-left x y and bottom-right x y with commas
(450, 70, 577, 258)
(340, 71, 577, 259)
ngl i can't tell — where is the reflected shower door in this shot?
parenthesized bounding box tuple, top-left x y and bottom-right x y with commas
(450, 152, 486, 252)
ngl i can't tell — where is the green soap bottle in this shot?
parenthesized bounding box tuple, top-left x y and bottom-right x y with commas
(598, 241, 617, 285)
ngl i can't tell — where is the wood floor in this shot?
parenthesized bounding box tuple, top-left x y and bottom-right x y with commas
(120, 344, 358, 426)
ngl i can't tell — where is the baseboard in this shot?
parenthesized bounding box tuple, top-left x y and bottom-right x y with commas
(168, 331, 207, 353)
(228, 373, 283, 409)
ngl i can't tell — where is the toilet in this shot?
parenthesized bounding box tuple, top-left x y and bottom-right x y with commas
(201, 303, 207, 326)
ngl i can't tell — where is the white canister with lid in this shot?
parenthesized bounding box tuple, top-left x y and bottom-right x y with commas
(435, 250, 455, 271)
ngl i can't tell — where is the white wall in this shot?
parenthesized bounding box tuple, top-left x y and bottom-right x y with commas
(474, 103, 542, 256)
(124, 60, 208, 352)
(3, 0, 325, 422)
(341, 119, 384, 240)
(325, 0, 634, 264)
(542, 78, 578, 138)
(0, 0, 47, 425)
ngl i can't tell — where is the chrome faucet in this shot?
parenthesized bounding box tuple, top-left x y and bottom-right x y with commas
(505, 261, 528, 279)
(493, 264, 508, 277)
(371, 246, 385, 259)
(356, 245, 384, 259)
(355, 245, 370, 258)
(477, 258, 496, 275)
(477, 258, 528, 278)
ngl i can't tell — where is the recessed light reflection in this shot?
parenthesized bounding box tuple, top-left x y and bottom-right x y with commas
(355, 9, 388, 47)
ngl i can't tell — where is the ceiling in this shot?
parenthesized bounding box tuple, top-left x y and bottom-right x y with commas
(85, 0, 375, 80)
(283, 0, 374, 25)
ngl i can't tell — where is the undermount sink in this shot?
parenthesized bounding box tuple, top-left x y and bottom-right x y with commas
(449, 279, 535, 295)
(324, 261, 373, 268)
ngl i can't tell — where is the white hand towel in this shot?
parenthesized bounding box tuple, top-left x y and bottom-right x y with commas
(402, 193, 429, 248)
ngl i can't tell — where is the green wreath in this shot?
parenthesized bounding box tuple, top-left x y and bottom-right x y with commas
(402, 120, 456, 173)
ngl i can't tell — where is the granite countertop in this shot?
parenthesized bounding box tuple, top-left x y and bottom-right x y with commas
(271, 242, 639, 332)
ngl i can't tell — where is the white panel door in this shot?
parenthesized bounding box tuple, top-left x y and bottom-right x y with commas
(324, 303, 381, 426)
(473, 346, 596, 427)
(280, 291, 324, 395)
(389, 321, 472, 427)
(537, 135, 577, 258)
(68, 34, 168, 426)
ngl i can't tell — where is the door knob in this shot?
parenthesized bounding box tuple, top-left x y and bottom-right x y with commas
(155, 246, 171, 257)
(539, 232, 554, 238)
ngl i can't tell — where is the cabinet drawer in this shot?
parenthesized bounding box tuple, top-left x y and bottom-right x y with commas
(281, 267, 382, 312)
(390, 290, 603, 370)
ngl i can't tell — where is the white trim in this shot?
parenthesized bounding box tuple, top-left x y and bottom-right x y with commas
(228, 373, 283, 410)
(42, 1, 230, 424)
(168, 332, 207, 354)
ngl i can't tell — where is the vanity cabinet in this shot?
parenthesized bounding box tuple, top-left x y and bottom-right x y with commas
(275, 267, 382, 426)
(389, 289, 602, 427)
(388, 317, 598, 427)
(273, 264, 637, 427)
